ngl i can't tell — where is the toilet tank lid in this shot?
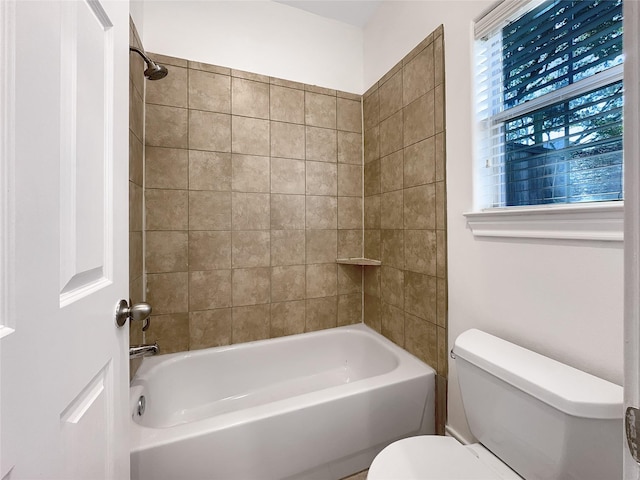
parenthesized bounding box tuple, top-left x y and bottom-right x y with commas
(452, 329, 622, 419)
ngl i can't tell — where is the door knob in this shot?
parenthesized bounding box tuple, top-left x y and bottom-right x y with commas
(115, 299, 152, 327)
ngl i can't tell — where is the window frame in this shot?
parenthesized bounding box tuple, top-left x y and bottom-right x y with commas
(467, 0, 624, 242)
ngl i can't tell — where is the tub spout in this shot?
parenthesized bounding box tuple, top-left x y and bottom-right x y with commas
(130, 343, 159, 359)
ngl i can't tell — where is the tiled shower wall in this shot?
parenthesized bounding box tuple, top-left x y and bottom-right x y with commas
(142, 54, 364, 353)
(362, 27, 448, 431)
(129, 19, 145, 375)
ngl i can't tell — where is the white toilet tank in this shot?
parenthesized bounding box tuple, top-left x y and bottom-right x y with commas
(453, 329, 623, 480)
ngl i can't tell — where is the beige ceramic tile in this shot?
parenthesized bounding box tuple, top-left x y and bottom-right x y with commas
(436, 181, 446, 230)
(403, 43, 434, 107)
(337, 230, 363, 259)
(379, 70, 403, 121)
(145, 313, 189, 355)
(338, 197, 363, 230)
(364, 159, 381, 196)
(146, 272, 189, 314)
(232, 154, 270, 193)
(306, 161, 337, 196)
(189, 231, 232, 270)
(437, 326, 448, 377)
(188, 61, 230, 75)
(146, 231, 188, 273)
(146, 65, 188, 108)
(232, 192, 270, 230)
(435, 84, 445, 134)
(380, 190, 403, 230)
(437, 230, 447, 279)
(232, 69, 269, 83)
(404, 271, 436, 322)
(147, 52, 187, 68)
(381, 265, 404, 309)
(363, 265, 380, 297)
(306, 230, 337, 264)
(271, 230, 305, 266)
(189, 270, 232, 310)
(189, 110, 231, 152)
(381, 229, 404, 270)
(232, 77, 270, 119)
(130, 232, 143, 282)
(338, 164, 363, 197)
(437, 277, 447, 328)
(405, 229, 436, 276)
(189, 150, 232, 191)
(363, 90, 379, 132)
(145, 147, 189, 190)
(305, 84, 336, 96)
(129, 131, 144, 186)
(305, 92, 336, 129)
(434, 33, 445, 87)
(379, 110, 403, 157)
(232, 304, 271, 343)
(379, 60, 402, 86)
(337, 264, 362, 294)
(232, 231, 270, 268)
(364, 194, 380, 230)
(188, 69, 231, 113)
(130, 183, 143, 232)
(145, 189, 188, 231)
(436, 374, 447, 435)
(189, 191, 232, 230)
(306, 126, 337, 163)
(435, 132, 446, 182)
(189, 309, 232, 349)
(404, 184, 435, 229)
(403, 92, 434, 148)
(271, 121, 305, 159)
(270, 77, 304, 90)
(232, 267, 270, 306)
(145, 104, 188, 148)
(305, 296, 338, 332)
(338, 131, 363, 165)
(271, 265, 306, 302)
(404, 137, 435, 188)
(341, 469, 369, 480)
(364, 229, 381, 260)
(232, 116, 270, 156)
(337, 293, 362, 326)
(306, 196, 337, 230)
(381, 301, 405, 347)
(336, 97, 362, 133)
(404, 312, 438, 368)
(380, 150, 403, 192)
(402, 33, 433, 66)
(271, 300, 306, 337)
(271, 157, 305, 194)
(364, 126, 380, 164)
(130, 80, 144, 141)
(363, 294, 381, 333)
(271, 194, 305, 230)
(306, 263, 337, 298)
(270, 85, 304, 124)
(337, 90, 361, 101)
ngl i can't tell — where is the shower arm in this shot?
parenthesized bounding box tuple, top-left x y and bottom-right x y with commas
(129, 46, 155, 66)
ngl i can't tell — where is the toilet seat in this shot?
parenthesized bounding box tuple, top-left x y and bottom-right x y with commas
(367, 436, 521, 480)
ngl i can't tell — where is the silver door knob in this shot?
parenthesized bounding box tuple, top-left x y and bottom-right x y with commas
(115, 299, 152, 327)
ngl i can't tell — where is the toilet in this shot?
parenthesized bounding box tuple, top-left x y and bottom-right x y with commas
(368, 329, 623, 480)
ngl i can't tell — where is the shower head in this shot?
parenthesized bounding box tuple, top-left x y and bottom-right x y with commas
(129, 46, 169, 80)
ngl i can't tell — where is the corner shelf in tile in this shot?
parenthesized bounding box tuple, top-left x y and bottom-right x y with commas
(335, 258, 382, 266)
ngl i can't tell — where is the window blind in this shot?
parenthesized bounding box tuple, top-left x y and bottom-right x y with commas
(475, 0, 623, 208)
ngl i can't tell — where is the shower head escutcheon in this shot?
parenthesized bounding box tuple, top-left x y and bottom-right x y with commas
(129, 46, 168, 80)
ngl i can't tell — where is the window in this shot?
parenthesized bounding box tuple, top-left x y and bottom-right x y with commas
(476, 0, 623, 209)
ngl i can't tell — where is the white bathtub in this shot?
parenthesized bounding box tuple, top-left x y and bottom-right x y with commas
(129, 324, 435, 480)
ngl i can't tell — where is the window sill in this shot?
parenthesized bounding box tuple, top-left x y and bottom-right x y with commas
(463, 202, 623, 242)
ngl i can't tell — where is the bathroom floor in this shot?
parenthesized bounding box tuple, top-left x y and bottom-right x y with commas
(342, 470, 368, 480)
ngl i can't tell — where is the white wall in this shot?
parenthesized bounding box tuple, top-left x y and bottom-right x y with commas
(130, 0, 144, 38)
(364, 0, 624, 442)
(141, 1, 364, 93)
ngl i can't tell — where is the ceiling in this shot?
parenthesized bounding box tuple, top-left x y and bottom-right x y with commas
(273, 0, 383, 27)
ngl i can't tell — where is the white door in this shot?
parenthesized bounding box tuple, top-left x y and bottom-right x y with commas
(625, 0, 640, 478)
(0, 0, 130, 478)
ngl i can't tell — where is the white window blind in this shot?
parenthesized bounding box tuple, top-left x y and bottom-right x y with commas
(475, 0, 624, 209)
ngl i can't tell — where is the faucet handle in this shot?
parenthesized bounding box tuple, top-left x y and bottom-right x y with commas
(115, 299, 152, 327)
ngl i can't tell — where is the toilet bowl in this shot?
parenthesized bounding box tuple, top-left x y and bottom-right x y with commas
(367, 329, 623, 480)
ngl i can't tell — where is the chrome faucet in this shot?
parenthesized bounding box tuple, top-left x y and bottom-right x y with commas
(129, 343, 159, 359)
